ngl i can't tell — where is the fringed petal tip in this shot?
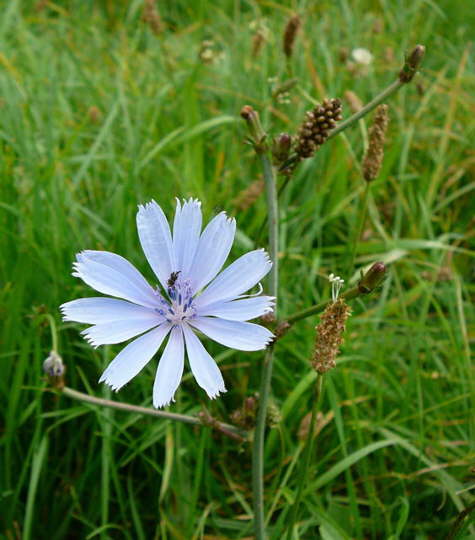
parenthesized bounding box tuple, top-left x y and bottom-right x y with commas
(98, 374, 122, 392)
(206, 385, 227, 400)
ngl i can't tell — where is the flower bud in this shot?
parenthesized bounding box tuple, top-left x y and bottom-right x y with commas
(240, 105, 267, 150)
(358, 262, 387, 294)
(272, 133, 292, 164)
(43, 350, 65, 388)
(399, 44, 425, 83)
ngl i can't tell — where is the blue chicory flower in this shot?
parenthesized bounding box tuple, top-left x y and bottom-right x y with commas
(61, 199, 274, 407)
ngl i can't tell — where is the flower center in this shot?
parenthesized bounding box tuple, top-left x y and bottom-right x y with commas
(154, 275, 196, 325)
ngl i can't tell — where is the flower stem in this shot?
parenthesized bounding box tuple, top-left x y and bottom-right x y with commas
(55, 386, 246, 440)
(285, 285, 361, 326)
(279, 79, 404, 173)
(286, 374, 323, 538)
(253, 153, 279, 540)
(327, 80, 403, 142)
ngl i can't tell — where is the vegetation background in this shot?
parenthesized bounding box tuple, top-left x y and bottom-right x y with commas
(1, 0, 474, 538)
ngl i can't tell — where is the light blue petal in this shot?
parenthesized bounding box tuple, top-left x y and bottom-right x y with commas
(72, 250, 159, 308)
(153, 325, 185, 408)
(136, 200, 175, 289)
(173, 198, 202, 278)
(189, 212, 236, 294)
(99, 324, 172, 391)
(60, 297, 161, 324)
(182, 324, 226, 399)
(82, 318, 162, 347)
(190, 317, 274, 351)
(196, 249, 272, 307)
(196, 296, 275, 321)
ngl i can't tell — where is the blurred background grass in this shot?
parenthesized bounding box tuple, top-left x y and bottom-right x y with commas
(0, 1, 474, 538)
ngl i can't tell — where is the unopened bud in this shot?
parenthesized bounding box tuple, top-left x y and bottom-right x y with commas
(272, 132, 292, 164)
(358, 262, 387, 294)
(43, 350, 65, 388)
(399, 44, 425, 83)
(240, 105, 267, 150)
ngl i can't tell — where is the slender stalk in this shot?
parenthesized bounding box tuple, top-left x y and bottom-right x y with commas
(56, 386, 245, 439)
(252, 153, 279, 540)
(328, 80, 402, 142)
(279, 79, 404, 173)
(286, 374, 323, 538)
(286, 285, 361, 326)
(347, 182, 370, 276)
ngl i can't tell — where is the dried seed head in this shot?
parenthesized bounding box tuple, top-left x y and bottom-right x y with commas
(312, 299, 351, 374)
(295, 98, 342, 159)
(283, 14, 301, 58)
(142, 0, 163, 36)
(233, 179, 265, 211)
(362, 104, 389, 181)
(344, 90, 363, 113)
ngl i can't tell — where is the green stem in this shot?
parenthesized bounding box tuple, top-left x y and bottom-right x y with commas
(280, 79, 404, 173)
(347, 182, 370, 276)
(253, 153, 279, 540)
(286, 374, 323, 538)
(57, 386, 245, 439)
(327, 80, 403, 142)
(285, 285, 361, 326)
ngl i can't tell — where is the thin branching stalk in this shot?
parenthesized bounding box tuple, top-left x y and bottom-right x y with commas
(275, 262, 387, 338)
(286, 374, 323, 538)
(252, 153, 279, 540)
(54, 387, 246, 440)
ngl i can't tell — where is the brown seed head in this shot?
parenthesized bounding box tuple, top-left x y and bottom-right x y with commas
(362, 104, 389, 182)
(283, 14, 301, 58)
(233, 179, 265, 211)
(295, 98, 342, 159)
(142, 0, 163, 36)
(312, 299, 351, 374)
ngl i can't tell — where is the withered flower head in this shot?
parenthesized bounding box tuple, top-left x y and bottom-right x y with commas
(295, 98, 342, 159)
(362, 104, 389, 182)
(312, 299, 351, 374)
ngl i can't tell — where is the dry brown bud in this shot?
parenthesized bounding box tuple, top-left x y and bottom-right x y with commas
(362, 104, 389, 181)
(142, 0, 163, 35)
(344, 90, 363, 113)
(283, 14, 301, 58)
(233, 179, 265, 211)
(312, 299, 351, 374)
(295, 98, 342, 159)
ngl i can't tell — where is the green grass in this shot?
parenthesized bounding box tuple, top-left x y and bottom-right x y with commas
(1, 1, 474, 538)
